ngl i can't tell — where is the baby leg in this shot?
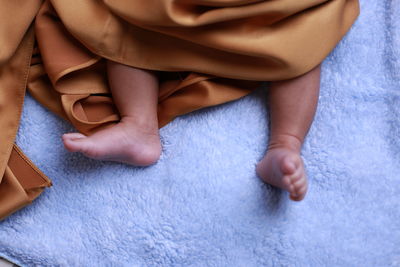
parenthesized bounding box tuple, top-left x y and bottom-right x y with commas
(62, 61, 161, 166)
(256, 65, 321, 201)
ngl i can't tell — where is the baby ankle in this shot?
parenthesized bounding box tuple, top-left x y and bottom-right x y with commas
(120, 115, 159, 133)
(268, 134, 302, 152)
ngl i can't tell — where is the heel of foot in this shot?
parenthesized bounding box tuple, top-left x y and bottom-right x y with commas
(131, 145, 162, 166)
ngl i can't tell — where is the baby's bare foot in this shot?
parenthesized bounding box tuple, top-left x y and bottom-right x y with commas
(62, 117, 161, 166)
(256, 147, 308, 201)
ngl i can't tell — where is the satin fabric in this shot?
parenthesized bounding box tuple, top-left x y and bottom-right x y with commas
(0, 0, 359, 220)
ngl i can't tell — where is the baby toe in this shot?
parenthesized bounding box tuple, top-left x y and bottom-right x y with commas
(62, 138, 81, 152)
(292, 174, 306, 187)
(282, 175, 294, 191)
(290, 182, 307, 201)
(290, 194, 302, 201)
(62, 132, 87, 140)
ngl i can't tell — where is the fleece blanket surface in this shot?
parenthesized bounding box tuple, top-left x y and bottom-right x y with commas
(1, 0, 400, 266)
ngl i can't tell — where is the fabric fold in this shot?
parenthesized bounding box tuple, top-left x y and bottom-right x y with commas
(0, 145, 52, 221)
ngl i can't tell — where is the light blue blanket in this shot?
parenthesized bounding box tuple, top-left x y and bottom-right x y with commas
(1, 0, 399, 266)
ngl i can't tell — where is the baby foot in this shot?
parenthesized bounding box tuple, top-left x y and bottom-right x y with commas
(62, 117, 161, 166)
(256, 148, 308, 201)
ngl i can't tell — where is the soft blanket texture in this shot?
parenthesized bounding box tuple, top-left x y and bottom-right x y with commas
(1, 0, 399, 265)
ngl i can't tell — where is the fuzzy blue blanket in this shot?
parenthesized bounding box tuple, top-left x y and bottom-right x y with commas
(1, 0, 399, 266)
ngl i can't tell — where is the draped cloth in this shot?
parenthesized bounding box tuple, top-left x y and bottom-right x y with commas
(0, 0, 359, 220)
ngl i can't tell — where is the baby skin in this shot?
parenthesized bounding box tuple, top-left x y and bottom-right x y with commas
(257, 65, 320, 201)
(63, 61, 321, 201)
(62, 61, 162, 166)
